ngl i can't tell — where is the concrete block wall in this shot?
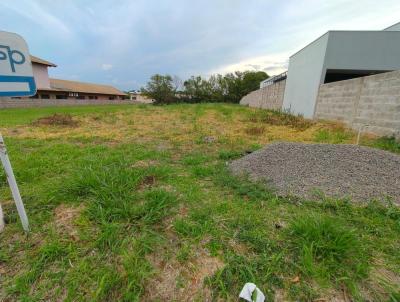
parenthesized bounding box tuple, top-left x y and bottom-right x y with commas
(240, 80, 286, 110)
(315, 70, 400, 137)
(0, 97, 140, 109)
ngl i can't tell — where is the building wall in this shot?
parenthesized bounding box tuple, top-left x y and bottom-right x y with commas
(31, 91, 125, 101)
(282, 33, 329, 118)
(129, 93, 155, 104)
(0, 98, 140, 109)
(315, 70, 400, 137)
(324, 31, 400, 71)
(240, 79, 286, 110)
(32, 63, 51, 89)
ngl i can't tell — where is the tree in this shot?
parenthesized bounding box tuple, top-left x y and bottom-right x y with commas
(140, 74, 176, 104)
(141, 70, 269, 104)
(183, 76, 212, 103)
(242, 71, 269, 95)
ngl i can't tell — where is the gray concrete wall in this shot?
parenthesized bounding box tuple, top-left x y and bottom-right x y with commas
(315, 70, 400, 137)
(240, 79, 286, 110)
(0, 97, 140, 109)
(282, 33, 329, 118)
(325, 31, 400, 71)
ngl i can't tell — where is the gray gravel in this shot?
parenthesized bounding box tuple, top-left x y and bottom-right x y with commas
(229, 142, 400, 204)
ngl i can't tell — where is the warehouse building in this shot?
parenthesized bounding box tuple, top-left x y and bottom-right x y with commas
(282, 23, 400, 118)
(240, 22, 400, 136)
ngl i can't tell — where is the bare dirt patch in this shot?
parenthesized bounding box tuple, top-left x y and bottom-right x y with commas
(360, 266, 400, 301)
(33, 114, 79, 127)
(146, 248, 224, 301)
(54, 204, 83, 239)
(138, 175, 157, 190)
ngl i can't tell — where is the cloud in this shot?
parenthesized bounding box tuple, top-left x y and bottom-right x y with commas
(1, 0, 400, 90)
(0, 1, 72, 36)
(101, 64, 113, 71)
(210, 52, 292, 76)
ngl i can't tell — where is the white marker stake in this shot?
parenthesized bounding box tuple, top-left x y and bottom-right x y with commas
(0, 203, 4, 232)
(0, 134, 29, 232)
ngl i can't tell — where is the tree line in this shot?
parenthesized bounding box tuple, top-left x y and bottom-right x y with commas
(140, 71, 269, 104)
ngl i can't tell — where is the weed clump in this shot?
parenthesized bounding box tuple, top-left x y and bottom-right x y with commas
(371, 135, 400, 154)
(288, 214, 369, 288)
(245, 126, 265, 135)
(247, 109, 313, 130)
(33, 113, 79, 127)
(313, 123, 354, 144)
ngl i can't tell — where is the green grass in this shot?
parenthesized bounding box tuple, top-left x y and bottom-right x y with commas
(0, 104, 399, 301)
(288, 214, 369, 291)
(0, 104, 136, 127)
(369, 135, 400, 154)
(313, 127, 354, 144)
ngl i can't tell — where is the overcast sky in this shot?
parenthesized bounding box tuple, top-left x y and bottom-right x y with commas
(1, 0, 399, 90)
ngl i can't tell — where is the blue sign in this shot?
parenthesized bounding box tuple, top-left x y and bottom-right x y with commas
(0, 31, 36, 97)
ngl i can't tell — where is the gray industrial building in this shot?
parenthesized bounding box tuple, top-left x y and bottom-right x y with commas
(282, 22, 400, 118)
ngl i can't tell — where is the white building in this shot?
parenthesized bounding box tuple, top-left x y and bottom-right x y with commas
(281, 23, 400, 118)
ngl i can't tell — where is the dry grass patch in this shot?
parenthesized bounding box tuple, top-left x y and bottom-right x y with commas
(247, 109, 315, 130)
(54, 204, 84, 240)
(146, 248, 224, 301)
(131, 159, 160, 168)
(245, 126, 265, 136)
(360, 266, 400, 301)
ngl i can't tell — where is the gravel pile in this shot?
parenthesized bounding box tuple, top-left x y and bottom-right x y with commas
(229, 142, 400, 204)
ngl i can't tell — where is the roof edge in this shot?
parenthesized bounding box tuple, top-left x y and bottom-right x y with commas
(289, 30, 400, 58)
(49, 78, 127, 96)
(30, 55, 57, 67)
(383, 21, 400, 30)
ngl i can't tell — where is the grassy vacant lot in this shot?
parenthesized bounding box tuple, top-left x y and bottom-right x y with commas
(0, 103, 399, 301)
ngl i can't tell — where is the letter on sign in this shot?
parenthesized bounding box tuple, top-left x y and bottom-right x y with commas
(0, 31, 36, 97)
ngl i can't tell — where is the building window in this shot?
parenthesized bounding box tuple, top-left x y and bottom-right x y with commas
(56, 94, 67, 99)
(109, 96, 115, 100)
(132, 96, 137, 100)
(30, 94, 39, 99)
(88, 95, 98, 100)
(76, 95, 85, 100)
(69, 92, 79, 97)
(40, 94, 50, 99)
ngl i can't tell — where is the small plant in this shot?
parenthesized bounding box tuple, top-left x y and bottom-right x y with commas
(288, 214, 369, 290)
